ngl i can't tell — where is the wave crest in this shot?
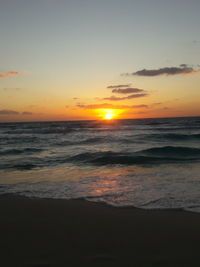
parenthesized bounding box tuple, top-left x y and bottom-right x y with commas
(69, 146, 200, 165)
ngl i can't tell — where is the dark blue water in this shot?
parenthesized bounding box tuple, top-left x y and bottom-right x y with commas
(0, 117, 200, 212)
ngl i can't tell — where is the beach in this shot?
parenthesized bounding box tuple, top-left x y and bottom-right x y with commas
(1, 195, 200, 267)
(1, 0, 200, 265)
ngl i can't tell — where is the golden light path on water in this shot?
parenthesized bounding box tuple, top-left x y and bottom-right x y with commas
(1, 163, 200, 211)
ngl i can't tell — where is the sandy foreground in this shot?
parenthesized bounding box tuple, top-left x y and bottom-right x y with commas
(0, 195, 200, 267)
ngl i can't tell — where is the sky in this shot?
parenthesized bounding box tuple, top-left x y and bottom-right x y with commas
(0, 0, 200, 122)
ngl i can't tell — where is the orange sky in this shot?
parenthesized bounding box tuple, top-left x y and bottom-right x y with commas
(1, 1, 200, 122)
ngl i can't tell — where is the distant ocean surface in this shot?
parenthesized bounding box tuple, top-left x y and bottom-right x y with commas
(0, 117, 200, 213)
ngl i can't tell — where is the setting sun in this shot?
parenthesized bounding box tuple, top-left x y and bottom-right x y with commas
(96, 108, 124, 120)
(96, 109, 120, 120)
(104, 113, 114, 120)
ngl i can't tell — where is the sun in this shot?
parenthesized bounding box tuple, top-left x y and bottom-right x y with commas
(96, 108, 123, 120)
(104, 113, 114, 120)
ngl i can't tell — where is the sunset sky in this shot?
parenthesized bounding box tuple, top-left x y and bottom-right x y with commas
(1, 0, 200, 122)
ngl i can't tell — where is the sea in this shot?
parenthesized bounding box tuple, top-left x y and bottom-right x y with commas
(0, 117, 200, 213)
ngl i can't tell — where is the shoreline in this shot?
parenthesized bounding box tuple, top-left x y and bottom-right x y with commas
(1, 195, 200, 266)
(1, 193, 199, 214)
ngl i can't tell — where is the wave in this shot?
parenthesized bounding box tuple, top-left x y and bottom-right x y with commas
(0, 148, 43, 156)
(50, 131, 200, 146)
(55, 136, 118, 146)
(9, 163, 37, 170)
(1, 145, 200, 171)
(55, 137, 105, 146)
(1, 133, 200, 151)
(69, 146, 200, 165)
(0, 136, 39, 146)
(148, 133, 200, 141)
(141, 146, 200, 157)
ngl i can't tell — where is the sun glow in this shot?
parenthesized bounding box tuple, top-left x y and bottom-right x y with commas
(96, 109, 122, 120)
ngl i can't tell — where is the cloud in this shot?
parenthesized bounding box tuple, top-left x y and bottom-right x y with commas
(77, 103, 131, 109)
(193, 40, 200, 44)
(77, 103, 148, 109)
(123, 65, 199, 76)
(0, 71, 20, 79)
(22, 111, 33, 115)
(179, 64, 188, 68)
(107, 84, 131, 89)
(134, 111, 148, 114)
(0, 110, 33, 115)
(0, 109, 19, 115)
(131, 104, 149, 108)
(151, 102, 162, 106)
(103, 93, 148, 101)
(112, 88, 144, 94)
(77, 103, 116, 109)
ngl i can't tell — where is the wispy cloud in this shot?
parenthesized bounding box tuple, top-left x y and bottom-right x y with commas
(122, 65, 199, 76)
(0, 71, 20, 79)
(134, 111, 148, 114)
(112, 88, 144, 94)
(131, 104, 149, 108)
(0, 110, 33, 115)
(0, 109, 19, 115)
(77, 103, 148, 109)
(103, 93, 148, 101)
(107, 84, 131, 89)
(77, 103, 117, 109)
(22, 111, 33, 115)
(151, 102, 162, 106)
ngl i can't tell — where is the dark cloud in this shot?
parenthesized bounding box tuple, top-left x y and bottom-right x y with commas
(179, 64, 188, 68)
(0, 71, 20, 79)
(107, 84, 131, 89)
(103, 96, 124, 101)
(0, 109, 19, 115)
(123, 65, 199, 76)
(103, 93, 148, 101)
(112, 88, 144, 94)
(125, 93, 148, 99)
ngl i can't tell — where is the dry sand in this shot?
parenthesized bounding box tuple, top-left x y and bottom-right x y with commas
(0, 195, 200, 267)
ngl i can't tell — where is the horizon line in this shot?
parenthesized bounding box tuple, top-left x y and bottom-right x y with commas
(0, 115, 200, 124)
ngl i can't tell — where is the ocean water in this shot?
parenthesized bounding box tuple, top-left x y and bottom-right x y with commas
(0, 117, 200, 212)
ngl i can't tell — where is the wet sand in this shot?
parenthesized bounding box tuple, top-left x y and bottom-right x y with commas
(0, 195, 200, 267)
